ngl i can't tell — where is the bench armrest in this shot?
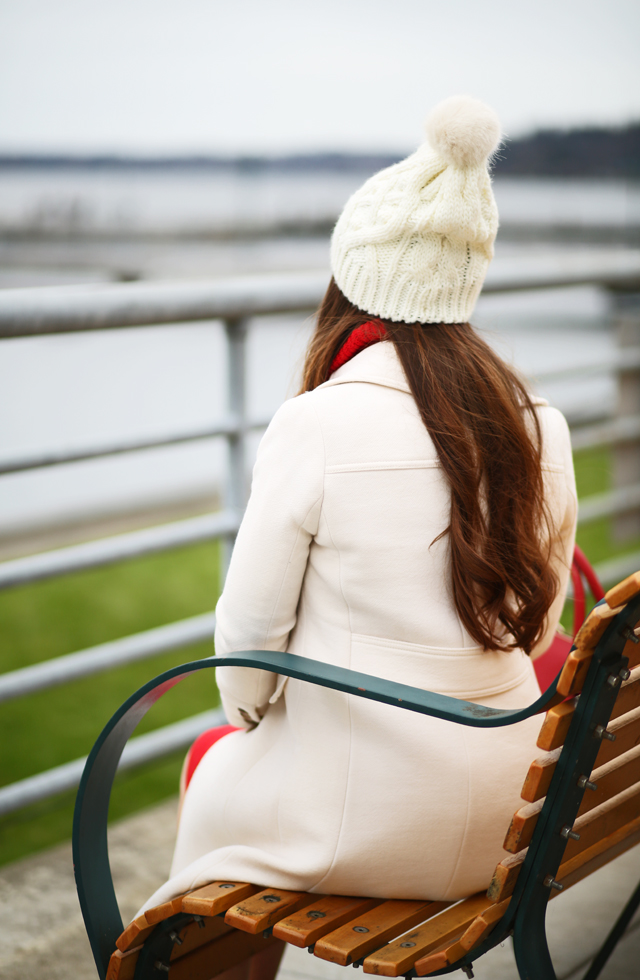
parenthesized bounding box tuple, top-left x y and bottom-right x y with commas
(215, 649, 560, 725)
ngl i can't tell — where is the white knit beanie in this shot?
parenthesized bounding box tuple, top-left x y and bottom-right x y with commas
(330, 95, 501, 324)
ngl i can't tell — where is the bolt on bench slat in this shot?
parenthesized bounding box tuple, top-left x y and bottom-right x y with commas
(314, 899, 438, 966)
(505, 743, 640, 852)
(225, 888, 316, 934)
(182, 880, 259, 916)
(491, 783, 640, 901)
(361, 897, 488, 976)
(273, 895, 381, 947)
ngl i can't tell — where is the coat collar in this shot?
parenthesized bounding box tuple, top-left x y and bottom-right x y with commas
(319, 341, 411, 394)
(318, 337, 549, 408)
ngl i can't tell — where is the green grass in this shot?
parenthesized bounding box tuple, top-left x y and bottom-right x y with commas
(0, 540, 222, 865)
(574, 447, 640, 565)
(2, 446, 640, 867)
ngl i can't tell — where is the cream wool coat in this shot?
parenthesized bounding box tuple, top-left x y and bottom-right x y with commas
(143, 341, 577, 911)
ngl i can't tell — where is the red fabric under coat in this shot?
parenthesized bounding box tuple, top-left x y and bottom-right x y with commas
(184, 725, 239, 789)
(329, 321, 387, 375)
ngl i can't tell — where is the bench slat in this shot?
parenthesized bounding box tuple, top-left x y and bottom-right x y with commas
(412, 934, 467, 976)
(534, 668, 639, 755)
(605, 571, 640, 608)
(504, 743, 640, 852)
(107, 947, 138, 980)
(613, 665, 640, 719)
(362, 895, 462, 977)
(522, 703, 640, 803)
(115, 915, 155, 953)
(490, 782, 640, 901)
(360, 897, 486, 976)
(273, 896, 381, 947)
(225, 888, 316, 935)
(163, 929, 277, 980)
(182, 880, 258, 916)
(536, 698, 578, 751)
(116, 883, 253, 954)
(574, 603, 625, 654)
(408, 895, 503, 977)
(314, 900, 437, 966)
(111, 913, 232, 976)
(594, 705, 640, 768)
(558, 607, 640, 698)
(553, 814, 640, 892)
(520, 747, 562, 803)
(564, 780, 640, 859)
(457, 898, 510, 950)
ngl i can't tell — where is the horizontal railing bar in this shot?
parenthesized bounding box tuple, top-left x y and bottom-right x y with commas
(578, 483, 640, 525)
(0, 510, 239, 591)
(571, 415, 640, 452)
(0, 271, 328, 337)
(533, 348, 640, 384)
(0, 612, 216, 704)
(593, 550, 640, 587)
(0, 707, 226, 817)
(0, 416, 271, 476)
(481, 250, 640, 295)
(0, 254, 639, 338)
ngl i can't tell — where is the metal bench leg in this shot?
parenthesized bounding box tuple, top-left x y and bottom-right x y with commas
(512, 895, 557, 980)
(581, 879, 640, 980)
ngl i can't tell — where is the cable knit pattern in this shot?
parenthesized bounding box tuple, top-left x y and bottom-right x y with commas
(330, 96, 501, 324)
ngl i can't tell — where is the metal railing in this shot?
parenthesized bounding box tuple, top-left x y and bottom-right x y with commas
(1, 255, 640, 817)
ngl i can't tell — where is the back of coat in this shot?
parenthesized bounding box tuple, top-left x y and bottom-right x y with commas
(141, 341, 577, 913)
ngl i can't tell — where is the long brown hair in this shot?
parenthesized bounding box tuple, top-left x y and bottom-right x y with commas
(300, 278, 558, 654)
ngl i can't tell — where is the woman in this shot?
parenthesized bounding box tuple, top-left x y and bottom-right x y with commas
(143, 96, 577, 921)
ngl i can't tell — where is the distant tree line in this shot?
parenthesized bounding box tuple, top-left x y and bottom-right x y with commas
(0, 124, 638, 177)
(493, 123, 640, 178)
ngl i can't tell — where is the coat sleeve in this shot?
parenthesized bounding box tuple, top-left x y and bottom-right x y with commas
(214, 393, 325, 728)
(530, 406, 578, 661)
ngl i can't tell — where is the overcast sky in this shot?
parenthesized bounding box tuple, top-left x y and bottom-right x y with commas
(1, 0, 639, 155)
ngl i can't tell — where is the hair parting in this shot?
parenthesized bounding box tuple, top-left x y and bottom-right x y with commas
(300, 278, 558, 654)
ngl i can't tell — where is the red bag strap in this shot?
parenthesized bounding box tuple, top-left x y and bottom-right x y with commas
(570, 544, 605, 638)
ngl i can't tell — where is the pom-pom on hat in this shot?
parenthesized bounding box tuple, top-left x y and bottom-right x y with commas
(330, 95, 501, 325)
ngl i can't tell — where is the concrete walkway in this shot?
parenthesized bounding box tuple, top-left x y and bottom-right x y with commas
(0, 798, 638, 980)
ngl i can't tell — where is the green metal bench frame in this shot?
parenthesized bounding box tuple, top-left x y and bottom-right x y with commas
(73, 596, 640, 980)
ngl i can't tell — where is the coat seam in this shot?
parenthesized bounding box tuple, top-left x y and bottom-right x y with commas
(262, 397, 325, 649)
(308, 398, 353, 631)
(442, 726, 472, 900)
(309, 682, 353, 893)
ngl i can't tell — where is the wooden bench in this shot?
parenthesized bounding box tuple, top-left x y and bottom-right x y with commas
(73, 573, 640, 980)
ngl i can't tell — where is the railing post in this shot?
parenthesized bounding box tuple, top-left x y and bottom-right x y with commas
(223, 317, 249, 574)
(610, 289, 640, 541)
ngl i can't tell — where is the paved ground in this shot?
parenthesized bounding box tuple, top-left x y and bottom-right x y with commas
(0, 798, 638, 980)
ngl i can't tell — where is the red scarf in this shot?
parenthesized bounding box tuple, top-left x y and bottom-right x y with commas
(329, 321, 387, 376)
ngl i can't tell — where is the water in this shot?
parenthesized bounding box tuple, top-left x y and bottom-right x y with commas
(1, 168, 639, 236)
(0, 167, 633, 542)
